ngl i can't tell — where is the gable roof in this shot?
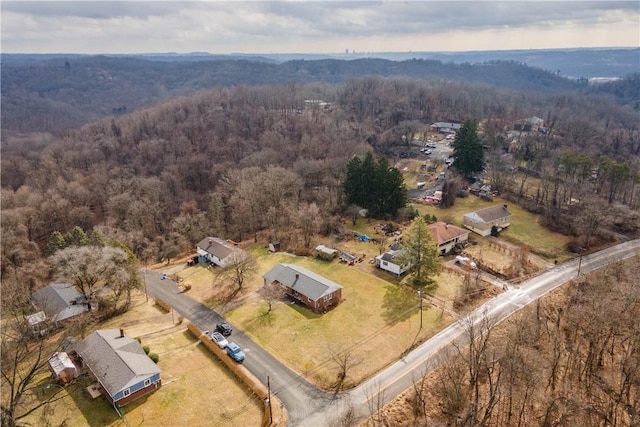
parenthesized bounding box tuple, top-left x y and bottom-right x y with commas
(32, 283, 87, 320)
(263, 264, 342, 301)
(75, 329, 161, 398)
(196, 237, 238, 260)
(464, 205, 512, 223)
(427, 222, 469, 244)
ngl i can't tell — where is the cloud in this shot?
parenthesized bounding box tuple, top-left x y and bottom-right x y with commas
(1, 1, 186, 20)
(1, 1, 638, 53)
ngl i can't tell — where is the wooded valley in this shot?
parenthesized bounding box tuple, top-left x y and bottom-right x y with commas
(2, 57, 640, 311)
(1, 51, 640, 427)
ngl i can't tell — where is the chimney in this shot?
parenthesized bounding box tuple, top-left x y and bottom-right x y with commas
(295, 274, 299, 281)
(503, 204, 508, 210)
(445, 223, 449, 229)
(119, 328, 124, 338)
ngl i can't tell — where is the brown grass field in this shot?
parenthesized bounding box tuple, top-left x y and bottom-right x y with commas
(20, 291, 262, 427)
(188, 251, 462, 389)
(412, 195, 571, 261)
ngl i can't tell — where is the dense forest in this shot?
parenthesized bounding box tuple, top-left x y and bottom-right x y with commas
(0, 55, 604, 134)
(2, 59, 640, 309)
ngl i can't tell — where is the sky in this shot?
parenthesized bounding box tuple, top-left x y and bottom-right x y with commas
(1, 1, 639, 54)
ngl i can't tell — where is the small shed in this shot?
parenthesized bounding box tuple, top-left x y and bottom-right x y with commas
(25, 311, 47, 336)
(269, 242, 281, 253)
(49, 352, 78, 385)
(315, 245, 338, 261)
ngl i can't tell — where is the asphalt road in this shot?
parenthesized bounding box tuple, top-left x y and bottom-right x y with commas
(143, 271, 331, 424)
(144, 239, 640, 426)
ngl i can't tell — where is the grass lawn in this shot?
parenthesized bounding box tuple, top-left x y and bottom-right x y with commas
(412, 195, 571, 261)
(21, 292, 262, 427)
(225, 254, 454, 389)
(432, 270, 465, 302)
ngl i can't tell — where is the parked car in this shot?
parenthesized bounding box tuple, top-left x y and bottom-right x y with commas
(210, 331, 228, 348)
(226, 342, 245, 362)
(216, 322, 233, 336)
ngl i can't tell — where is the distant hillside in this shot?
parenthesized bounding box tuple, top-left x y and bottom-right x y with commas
(1, 55, 583, 134)
(5, 47, 635, 77)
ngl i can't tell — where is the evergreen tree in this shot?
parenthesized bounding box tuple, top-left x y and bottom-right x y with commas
(452, 120, 484, 178)
(344, 152, 407, 217)
(46, 231, 67, 256)
(396, 216, 441, 291)
(65, 226, 89, 247)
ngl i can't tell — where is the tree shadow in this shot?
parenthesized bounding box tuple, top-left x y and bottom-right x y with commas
(381, 284, 416, 325)
(62, 375, 121, 427)
(286, 298, 322, 320)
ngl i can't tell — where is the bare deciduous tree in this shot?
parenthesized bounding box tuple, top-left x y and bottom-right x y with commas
(297, 203, 321, 248)
(215, 251, 257, 290)
(328, 347, 357, 396)
(50, 245, 139, 314)
(260, 281, 287, 313)
(1, 309, 65, 427)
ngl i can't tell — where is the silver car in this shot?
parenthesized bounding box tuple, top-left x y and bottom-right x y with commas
(210, 331, 229, 348)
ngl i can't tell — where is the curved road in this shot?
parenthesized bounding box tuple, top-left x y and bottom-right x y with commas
(145, 240, 639, 426)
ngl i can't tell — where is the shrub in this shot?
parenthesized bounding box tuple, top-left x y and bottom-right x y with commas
(135, 337, 142, 344)
(142, 345, 150, 354)
(149, 353, 159, 363)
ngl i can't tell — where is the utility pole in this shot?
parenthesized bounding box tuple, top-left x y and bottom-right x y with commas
(267, 375, 273, 425)
(418, 290, 423, 331)
(142, 266, 149, 302)
(577, 253, 583, 277)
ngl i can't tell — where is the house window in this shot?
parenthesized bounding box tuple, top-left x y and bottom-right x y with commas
(382, 261, 388, 266)
(144, 378, 151, 387)
(123, 389, 130, 397)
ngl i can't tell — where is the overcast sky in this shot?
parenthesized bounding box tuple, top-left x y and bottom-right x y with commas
(2, 1, 638, 54)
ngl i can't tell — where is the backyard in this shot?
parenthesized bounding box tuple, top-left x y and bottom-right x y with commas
(20, 292, 262, 427)
(175, 250, 460, 389)
(412, 195, 572, 261)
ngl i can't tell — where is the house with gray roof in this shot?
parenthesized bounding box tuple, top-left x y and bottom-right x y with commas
(74, 329, 161, 407)
(375, 246, 411, 276)
(463, 204, 512, 236)
(196, 237, 245, 268)
(430, 121, 462, 135)
(31, 283, 88, 325)
(263, 264, 343, 313)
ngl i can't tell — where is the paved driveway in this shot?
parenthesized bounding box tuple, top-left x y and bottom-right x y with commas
(143, 271, 332, 425)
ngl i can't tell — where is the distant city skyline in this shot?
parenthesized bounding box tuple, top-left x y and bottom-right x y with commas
(2, 1, 638, 54)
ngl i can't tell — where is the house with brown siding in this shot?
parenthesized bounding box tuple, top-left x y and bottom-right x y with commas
(463, 204, 512, 236)
(74, 329, 161, 407)
(263, 264, 343, 313)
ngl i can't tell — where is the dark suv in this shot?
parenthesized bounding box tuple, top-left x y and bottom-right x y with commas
(216, 322, 232, 336)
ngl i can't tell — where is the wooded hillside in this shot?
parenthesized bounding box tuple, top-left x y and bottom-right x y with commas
(2, 74, 639, 308)
(1, 56, 586, 134)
